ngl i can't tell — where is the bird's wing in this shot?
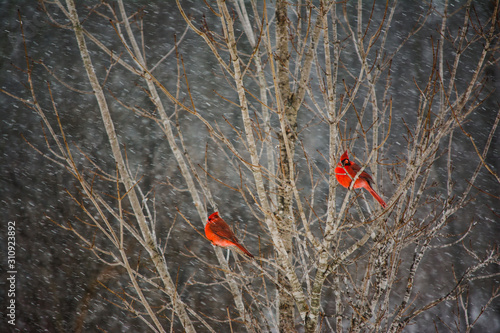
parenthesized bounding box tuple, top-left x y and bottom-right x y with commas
(349, 163, 373, 183)
(209, 221, 239, 243)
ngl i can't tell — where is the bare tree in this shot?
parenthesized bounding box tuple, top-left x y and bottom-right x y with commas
(4, 0, 499, 332)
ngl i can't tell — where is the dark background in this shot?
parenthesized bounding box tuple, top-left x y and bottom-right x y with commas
(1, 0, 499, 331)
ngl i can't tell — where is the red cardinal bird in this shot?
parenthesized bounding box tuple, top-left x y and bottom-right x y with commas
(205, 212, 254, 258)
(335, 150, 387, 208)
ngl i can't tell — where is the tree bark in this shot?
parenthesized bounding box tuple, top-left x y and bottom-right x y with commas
(275, 0, 297, 330)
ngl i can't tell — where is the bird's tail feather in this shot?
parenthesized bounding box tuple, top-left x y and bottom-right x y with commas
(234, 243, 254, 258)
(366, 185, 387, 208)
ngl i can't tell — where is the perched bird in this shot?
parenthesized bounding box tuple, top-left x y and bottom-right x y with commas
(204, 212, 254, 258)
(335, 150, 387, 208)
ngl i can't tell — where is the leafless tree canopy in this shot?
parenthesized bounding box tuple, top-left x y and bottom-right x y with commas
(2, 0, 499, 332)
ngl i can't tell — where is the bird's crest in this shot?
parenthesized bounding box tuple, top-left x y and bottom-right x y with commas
(208, 212, 219, 221)
(341, 150, 350, 165)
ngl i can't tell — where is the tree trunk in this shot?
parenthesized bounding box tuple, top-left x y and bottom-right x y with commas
(275, 0, 297, 331)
